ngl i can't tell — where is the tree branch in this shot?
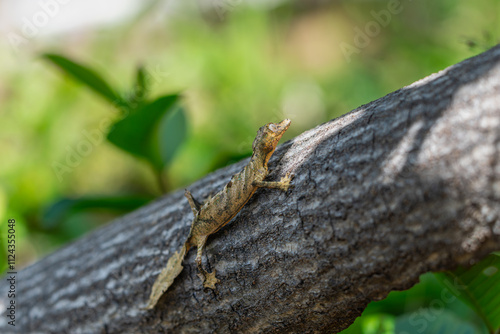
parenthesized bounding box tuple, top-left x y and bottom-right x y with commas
(2, 45, 500, 333)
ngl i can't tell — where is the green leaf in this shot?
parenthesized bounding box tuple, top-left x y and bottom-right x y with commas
(42, 195, 152, 229)
(42, 53, 122, 105)
(106, 94, 181, 169)
(123, 65, 148, 111)
(339, 313, 395, 334)
(395, 309, 480, 334)
(156, 105, 187, 166)
(134, 65, 148, 104)
(338, 315, 363, 334)
(435, 254, 500, 333)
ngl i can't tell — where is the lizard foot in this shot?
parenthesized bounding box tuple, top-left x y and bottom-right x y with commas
(198, 270, 220, 290)
(279, 172, 295, 191)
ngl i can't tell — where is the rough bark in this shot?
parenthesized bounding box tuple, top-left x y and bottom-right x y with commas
(2, 45, 500, 334)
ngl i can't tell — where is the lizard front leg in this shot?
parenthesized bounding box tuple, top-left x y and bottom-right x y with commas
(195, 235, 220, 289)
(185, 189, 202, 216)
(253, 172, 294, 191)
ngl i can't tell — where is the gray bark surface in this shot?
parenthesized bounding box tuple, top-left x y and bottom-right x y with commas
(2, 45, 500, 334)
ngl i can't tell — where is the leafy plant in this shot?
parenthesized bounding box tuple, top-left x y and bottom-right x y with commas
(107, 94, 187, 191)
(395, 309, 480, 334)
(42, 54, 187, 223)
(41, 196, 152, 229)
(436, 254, 500, 334)
(43, 54, 123, 105)
(340, 254, 500, 334)
(43, 53, 187, 191)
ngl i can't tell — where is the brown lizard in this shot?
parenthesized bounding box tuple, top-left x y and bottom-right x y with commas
(144, 119, 293, 309)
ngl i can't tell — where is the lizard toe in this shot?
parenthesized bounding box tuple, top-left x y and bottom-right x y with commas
(202, 270, 220, 290)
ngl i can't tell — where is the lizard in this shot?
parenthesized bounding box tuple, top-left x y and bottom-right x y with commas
(144, 119, 293, 310)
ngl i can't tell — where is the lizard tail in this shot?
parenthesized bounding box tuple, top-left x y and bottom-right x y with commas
(143, 243, 188, 310)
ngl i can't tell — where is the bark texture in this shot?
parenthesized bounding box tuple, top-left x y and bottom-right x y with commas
(2, 45, 500, 333)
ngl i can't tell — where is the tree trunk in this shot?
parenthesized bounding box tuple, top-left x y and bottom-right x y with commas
(3, 45, 500, 334)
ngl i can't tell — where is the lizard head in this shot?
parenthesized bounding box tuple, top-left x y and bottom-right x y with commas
(252, 119, 291, 162)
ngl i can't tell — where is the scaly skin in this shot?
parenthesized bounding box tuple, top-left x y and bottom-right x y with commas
(144, 119, 293, 309)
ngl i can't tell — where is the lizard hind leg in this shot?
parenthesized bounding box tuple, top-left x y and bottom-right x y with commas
(195, 236, 220, 290)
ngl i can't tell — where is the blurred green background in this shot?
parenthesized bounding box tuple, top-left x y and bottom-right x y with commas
(0, 0, 498, 332)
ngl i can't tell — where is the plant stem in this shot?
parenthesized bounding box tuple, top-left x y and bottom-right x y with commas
(157, 170, 167, 194)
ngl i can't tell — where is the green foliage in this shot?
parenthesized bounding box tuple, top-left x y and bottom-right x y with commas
(43, 54, 123, 105)
(395, 310, 480, 334)
(436, 254, 500, 333)
(341, 254, 500, 334)
(42, 54, 188, 193)
(42, 196, 152, 229)
(157, 105, 188, 167)
(107, 94, 186, 170)
(132, 65, 148, 106)
(342, 314, 395, 334)
(38, 54, 188, 234)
